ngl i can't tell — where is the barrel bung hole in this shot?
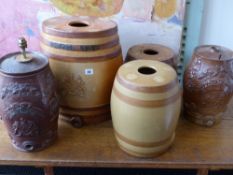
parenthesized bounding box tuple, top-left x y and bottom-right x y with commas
(24, 144, 34, 151)
(69, 21, 89, 27)
(138, 67, 156, 75)
(144, 49, 158, 55)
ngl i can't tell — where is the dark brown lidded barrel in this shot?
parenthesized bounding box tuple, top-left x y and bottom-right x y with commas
(0, 38, 59, 152)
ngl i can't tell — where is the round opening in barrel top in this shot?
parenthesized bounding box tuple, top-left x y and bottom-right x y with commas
(143, 49, 158, 55)
(138, 66, 156, 75)
(69, 21, 89, 27)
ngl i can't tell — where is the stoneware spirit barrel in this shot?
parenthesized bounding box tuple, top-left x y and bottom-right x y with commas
(125, 44, 177, 70)
(111, 60, 181, 157)
(184, 45, 233, 127)
(41, 16, 123, 127)
(0, 38, 59, 152)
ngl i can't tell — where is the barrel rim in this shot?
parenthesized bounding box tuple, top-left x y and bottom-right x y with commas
(116, 74, 179, 93)
(42, 16, 118, 38)
(127, 43, 175, 62)
(193, 45, 233, 62)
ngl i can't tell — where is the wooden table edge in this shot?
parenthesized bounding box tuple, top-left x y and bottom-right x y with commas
(0, 160, 233, 169)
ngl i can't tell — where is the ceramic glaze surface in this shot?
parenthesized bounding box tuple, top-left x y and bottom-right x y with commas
(125, 44, 177, 70)
(111, 60, 181, 157)
(0, 52, 59, 152)
(41, 16, 123, 127)
(183, 45, 233, 127)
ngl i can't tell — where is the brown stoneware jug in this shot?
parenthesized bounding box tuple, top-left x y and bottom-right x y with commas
(41, 16, 123, 127)
(0, 38, 59, 152)
(125, 44, 177, 70)
(183, 45, 233, 127)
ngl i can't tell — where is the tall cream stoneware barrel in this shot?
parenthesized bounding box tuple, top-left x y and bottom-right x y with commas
(111, 60, 181, 157)
(41, 16, 123, 127)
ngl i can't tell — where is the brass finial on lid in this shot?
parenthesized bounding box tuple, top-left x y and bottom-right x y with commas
(16, 37, 32, 62)
(18, 37, 27, 59)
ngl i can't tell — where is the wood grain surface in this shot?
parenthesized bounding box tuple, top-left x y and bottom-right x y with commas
(1, 117, 233, 169)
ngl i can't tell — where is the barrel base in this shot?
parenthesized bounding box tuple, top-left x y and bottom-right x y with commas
(11, 132, 57, 152)
(60, 105, 111, 128)
(185, 113, 222, 127)
(116, 133, 175, 158)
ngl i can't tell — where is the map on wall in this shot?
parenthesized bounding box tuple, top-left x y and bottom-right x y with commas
(0, 0, 186, 58)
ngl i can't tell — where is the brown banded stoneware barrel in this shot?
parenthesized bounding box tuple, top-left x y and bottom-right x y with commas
(125, 44, 177, 70)
(41, 16, 123, 127)
(184, 45, 233, 127)
(0, 38, 59, 152)
(111, 60, 181, 157)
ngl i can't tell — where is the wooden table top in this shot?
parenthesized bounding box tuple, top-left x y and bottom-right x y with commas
(0, 117, 233, 169)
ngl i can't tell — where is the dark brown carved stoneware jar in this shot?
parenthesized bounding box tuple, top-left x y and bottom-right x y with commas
(0, 38, 59, 152)
(184, 45, 233, 127)
(125, 44, 177, 70)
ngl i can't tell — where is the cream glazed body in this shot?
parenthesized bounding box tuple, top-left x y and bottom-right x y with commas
(111, 60, 181, 157)
(41, 16, 123, 127)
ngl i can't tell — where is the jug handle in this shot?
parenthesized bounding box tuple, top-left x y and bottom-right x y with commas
(211, 46, 222, 60)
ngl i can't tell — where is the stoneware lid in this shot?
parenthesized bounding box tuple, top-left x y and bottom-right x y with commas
(42, 16, 117, 38)
(128, 44, 175, 61)
(117, 60, 177, 90)
(194, 45, 233, 61)
(0, 38, 48, 75)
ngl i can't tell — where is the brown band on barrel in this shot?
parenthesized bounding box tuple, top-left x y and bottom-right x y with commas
(42, 25, 118, 38)
(113, 87, 180, 108)
(60, 104, 110, 112)
(46, 49, 122, 62)
(41, 32, 119, 45)
(115, 130, 173, 148)
(41, 37, 120, 51)
(119, 144, 170, 158)
(116, 74, 178, 93)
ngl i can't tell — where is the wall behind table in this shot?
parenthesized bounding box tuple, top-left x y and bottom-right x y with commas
(0, 0, 57, 56)
(0, 0, 186, 59)
(200, 0, 233, 50)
